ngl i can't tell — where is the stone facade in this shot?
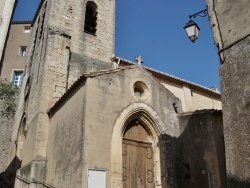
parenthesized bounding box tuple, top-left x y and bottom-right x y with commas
(5, 0, 226, 187)
(45, 66, 180, 187)
(206, 0, 250, 187)
(43, 66, 224, 188)
(178, 110, 226, 188)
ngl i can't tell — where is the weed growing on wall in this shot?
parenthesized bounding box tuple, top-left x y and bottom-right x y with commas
(0, 79, 18, 119)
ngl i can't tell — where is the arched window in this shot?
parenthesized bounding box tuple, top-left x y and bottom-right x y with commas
(84, 1, 98, 35)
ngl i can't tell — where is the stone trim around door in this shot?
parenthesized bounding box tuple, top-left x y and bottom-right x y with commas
(111, 102, 164, 188)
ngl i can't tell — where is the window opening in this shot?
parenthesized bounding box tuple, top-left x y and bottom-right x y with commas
(12, 71, 24, 87)
(133, 81, 149, 100)
(172, 103, 178, 113)
(134, 87, 143, 97)
(84, 1, 98, 35)
(24, 26, 31, 33)
(18, 46, 27, 56)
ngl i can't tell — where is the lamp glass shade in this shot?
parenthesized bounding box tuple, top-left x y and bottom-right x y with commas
(184, 20, 200, 43)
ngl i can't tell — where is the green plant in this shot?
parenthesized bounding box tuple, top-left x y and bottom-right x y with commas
(0, 79, 18, 119)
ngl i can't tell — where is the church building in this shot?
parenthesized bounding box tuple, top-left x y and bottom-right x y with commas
(6, 0, 226, 187)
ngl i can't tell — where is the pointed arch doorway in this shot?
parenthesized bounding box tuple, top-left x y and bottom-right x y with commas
(122, 119, 155, 188)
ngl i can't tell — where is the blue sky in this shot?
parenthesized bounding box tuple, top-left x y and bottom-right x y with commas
(13, 0, 220, 90)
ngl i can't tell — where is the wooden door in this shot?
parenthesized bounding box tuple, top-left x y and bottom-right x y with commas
(123, 121, 154, 188)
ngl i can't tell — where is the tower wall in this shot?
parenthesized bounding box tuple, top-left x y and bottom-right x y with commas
(8, 0, 115, 187)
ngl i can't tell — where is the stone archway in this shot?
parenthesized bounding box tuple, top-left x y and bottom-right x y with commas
(111, 103, 164, 188)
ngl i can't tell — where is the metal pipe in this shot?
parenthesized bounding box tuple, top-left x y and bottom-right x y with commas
(208, 171, 212, 188)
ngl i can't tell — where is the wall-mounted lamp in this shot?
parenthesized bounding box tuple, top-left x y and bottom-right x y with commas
(184, 8, 208, 43)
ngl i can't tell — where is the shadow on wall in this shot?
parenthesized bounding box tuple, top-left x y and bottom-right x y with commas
(0, 156, 21, 188)
(159, 134, 180, 188)
(227, 178, 250, 188)
(159, 110, 227, 188)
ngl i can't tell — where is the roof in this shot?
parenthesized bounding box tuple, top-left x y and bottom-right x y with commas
(48, 56, 222, 115)
(47, 66, 137, 116)
(179, 109, 222, 116)
(113, 56, 221, 98)
(11, 21, 32, 25)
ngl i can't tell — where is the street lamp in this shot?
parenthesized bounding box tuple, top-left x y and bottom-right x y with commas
(184, 8, 208, 43)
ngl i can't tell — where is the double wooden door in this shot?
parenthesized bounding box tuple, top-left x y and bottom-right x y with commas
(122, 121, 155, 188)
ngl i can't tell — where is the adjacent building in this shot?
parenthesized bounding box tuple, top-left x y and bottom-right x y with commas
(0, 21, 32, 86)
(207, 0, 250, 187)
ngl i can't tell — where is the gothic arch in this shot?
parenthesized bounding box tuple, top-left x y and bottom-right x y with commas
(111, 103, 164, 187)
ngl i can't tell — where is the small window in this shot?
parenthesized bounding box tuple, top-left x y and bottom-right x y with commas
(12, 70, 24, 87)
(133, 81, 149, 100)
(24, 26, 31, 33)
(18, 46, 27, 56)
(84, 1, 98, 35)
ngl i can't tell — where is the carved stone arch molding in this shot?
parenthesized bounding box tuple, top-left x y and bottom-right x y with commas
(111, 103, 164, 188)
(16, 113, 27, 160)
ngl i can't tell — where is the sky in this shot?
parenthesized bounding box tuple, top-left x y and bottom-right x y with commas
(13, 0, 221, 90)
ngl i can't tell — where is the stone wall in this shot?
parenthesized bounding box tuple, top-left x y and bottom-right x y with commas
(159, 134, 180, 188)
(206, 0, 250, 53)
(220, 38, 250, 187)
(160, 80, 221, 112)
(178, 110, 226, 188)
(0, 99, 15, 187)
(46, 79, 87, 188)
(206, 0, 250, 186)
(0, 105, 13, 173)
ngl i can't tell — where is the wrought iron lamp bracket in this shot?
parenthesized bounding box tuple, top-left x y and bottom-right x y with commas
(188, 8, 208, 20)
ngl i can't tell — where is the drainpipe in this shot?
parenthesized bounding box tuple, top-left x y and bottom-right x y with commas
(208, 171, 212, 188)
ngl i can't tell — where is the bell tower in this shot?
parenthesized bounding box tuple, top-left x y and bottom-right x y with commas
(26, 0, 116, 104)
(45, 0, 116, 83)
(9, 1, 116, 187)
